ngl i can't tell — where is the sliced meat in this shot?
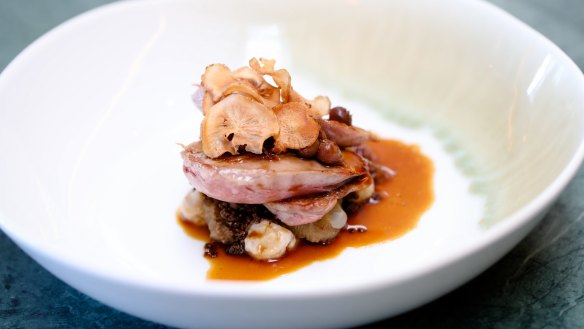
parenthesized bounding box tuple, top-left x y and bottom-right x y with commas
(318, 119, 376, 147)
(265, 174, 373, 226)
(265, 193, 337, 227)
(181, 142, 367, 204)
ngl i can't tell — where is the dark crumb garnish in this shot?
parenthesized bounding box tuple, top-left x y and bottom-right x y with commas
(204, 242, 219, 258)
(213, 199, 275, 256)
(225, 241, 246, 256)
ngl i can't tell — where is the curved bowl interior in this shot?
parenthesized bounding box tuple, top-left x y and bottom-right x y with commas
(0, 0, 583, 328)
(277, 0, 584, 224)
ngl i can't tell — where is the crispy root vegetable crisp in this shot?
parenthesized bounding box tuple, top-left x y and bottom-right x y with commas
(179, 58, 394, 261)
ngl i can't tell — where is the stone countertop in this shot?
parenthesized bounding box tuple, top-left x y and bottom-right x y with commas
(0, 1, 583, 328)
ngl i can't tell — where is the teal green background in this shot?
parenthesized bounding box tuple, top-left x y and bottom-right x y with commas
(1, 1, 583, 328)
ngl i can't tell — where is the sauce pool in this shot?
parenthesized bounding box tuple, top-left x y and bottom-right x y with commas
(179, 139, 434, 280)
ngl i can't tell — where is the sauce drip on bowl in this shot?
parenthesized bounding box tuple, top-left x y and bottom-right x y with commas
(179, 139, 434, 280)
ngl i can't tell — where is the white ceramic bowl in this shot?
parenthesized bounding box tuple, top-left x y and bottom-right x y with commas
(1, 0, 583, 328)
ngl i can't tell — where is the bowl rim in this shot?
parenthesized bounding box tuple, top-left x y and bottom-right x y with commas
(1, 0, 584, 299)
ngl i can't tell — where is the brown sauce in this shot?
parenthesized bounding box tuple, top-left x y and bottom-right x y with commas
(179, 139, 434, 280)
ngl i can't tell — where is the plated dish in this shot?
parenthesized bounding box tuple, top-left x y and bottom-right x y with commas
(0, 0, 583, 328)
(178, 59, 433, 279)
